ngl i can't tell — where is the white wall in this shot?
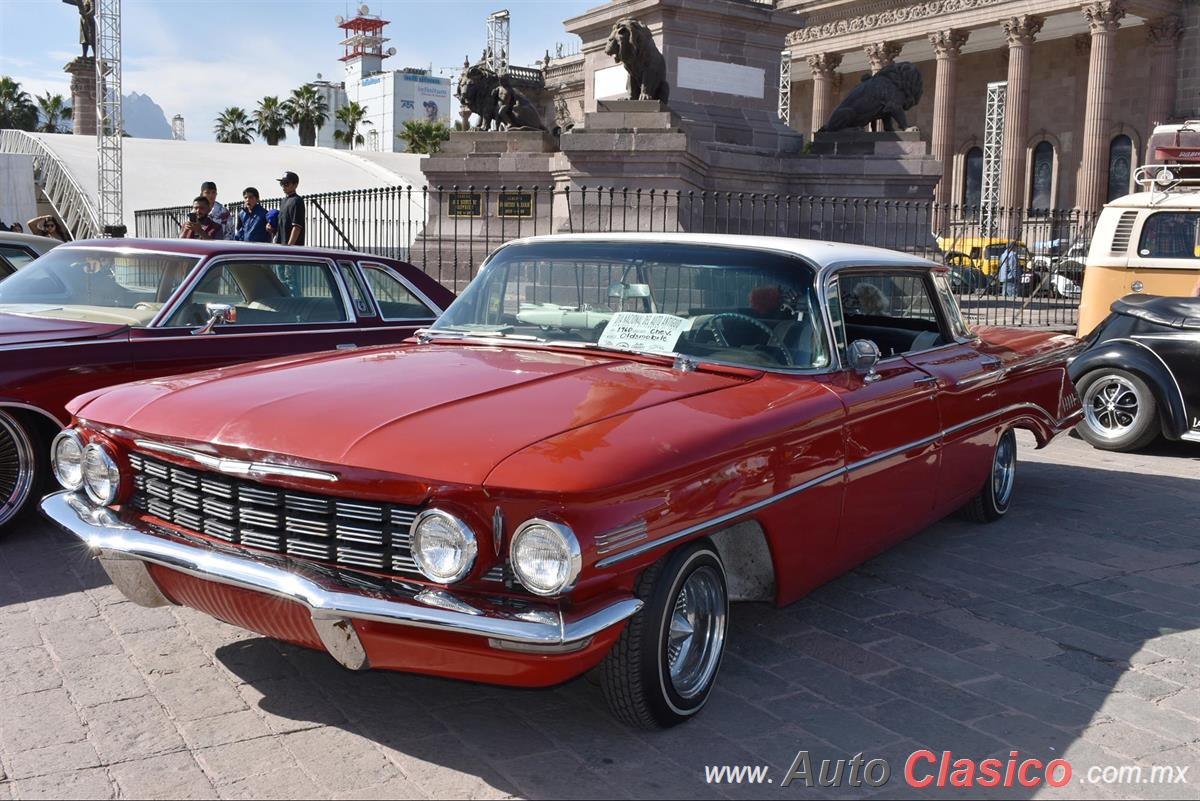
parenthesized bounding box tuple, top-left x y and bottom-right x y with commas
(0, 154, 37, 229)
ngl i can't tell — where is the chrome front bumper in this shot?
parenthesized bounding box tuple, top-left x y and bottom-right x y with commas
(41, 491, 642, 668)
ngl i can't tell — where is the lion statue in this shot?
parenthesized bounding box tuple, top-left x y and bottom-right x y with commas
(605, 18, 669, 103)
(455, 64, 546, 132)
(819, 63, 923, 133)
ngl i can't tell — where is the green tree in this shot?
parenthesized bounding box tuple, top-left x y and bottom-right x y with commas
(35, 92, 72, 133)
(282, 85, 329, 147)
(333, 101, 371, 149)
(397, 120, 452, 155)
(0, 76, 37, 131)
(253, 96, 287, 146)
(213, 107, 255, 144)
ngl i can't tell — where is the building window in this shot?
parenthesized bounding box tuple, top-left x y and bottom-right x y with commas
(1029, 141, 1054, 211)
(1107, 135, 1133, 202)
(963, 147, 983, 210)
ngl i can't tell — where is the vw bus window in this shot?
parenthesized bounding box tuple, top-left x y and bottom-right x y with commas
(1138, 212, 1200, 260)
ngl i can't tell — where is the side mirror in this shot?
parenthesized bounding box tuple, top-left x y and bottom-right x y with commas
(193, 303, 236, 336)
(848, 339, 882, 383)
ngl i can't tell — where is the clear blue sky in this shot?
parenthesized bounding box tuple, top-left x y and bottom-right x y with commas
(0, 0, 595, 141)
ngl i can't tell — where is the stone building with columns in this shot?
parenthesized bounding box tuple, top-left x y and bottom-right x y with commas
(780, 0, 1197, 217)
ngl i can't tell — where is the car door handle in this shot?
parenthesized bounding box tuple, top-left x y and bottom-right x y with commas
(335, 343, 359, 351)
(913, 375, 939, 387)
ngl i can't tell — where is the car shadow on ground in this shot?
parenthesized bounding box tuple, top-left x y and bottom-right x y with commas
(199, 445, 1200, 800)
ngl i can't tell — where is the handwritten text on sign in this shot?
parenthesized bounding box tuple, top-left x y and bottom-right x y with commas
(598, 312, 691, 354)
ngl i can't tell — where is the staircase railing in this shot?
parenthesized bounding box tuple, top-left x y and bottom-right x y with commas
(0, 130, 100, 239)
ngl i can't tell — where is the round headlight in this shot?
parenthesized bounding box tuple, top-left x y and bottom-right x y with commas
(411, 510, 477, 584)
(51, 430, 86, 491)
(510, 520, 582, 597)
(82, 442, 121, 506)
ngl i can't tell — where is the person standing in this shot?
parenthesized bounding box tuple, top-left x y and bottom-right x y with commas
(235, 187, 271, 243)
(179, 196, 221, 240)
(998, 240, 1021, 298)
(27, 215, 70, 241)
(200, 181, 233, 240)
(275, 171, 306, 246)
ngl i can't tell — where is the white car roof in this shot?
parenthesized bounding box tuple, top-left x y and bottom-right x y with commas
(0, 231, 62, 254)
(501, 232, 936, 272)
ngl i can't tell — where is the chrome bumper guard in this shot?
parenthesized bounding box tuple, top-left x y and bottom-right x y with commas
(41, 492, 642, 668)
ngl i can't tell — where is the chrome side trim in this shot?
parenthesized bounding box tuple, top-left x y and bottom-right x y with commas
(0, 401, 68, 427)
(134, 440, 339, 483)
(596, 401, 1069, 568)
(1182, 431, 1200, 443)
(41, 491, 642, 648)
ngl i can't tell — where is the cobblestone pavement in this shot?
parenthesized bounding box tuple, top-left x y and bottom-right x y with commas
(1, 432, 1198, 800)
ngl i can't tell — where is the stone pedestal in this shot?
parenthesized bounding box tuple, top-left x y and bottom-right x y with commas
(64, 57, 97, 136)
(419, 131, 562, 288)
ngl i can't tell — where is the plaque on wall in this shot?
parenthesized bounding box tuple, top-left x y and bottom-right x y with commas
(447, 192, 483, 218)
(676, 57, 765, 99)
(498, 191, 535, 219)
(594, 64, 629, 102)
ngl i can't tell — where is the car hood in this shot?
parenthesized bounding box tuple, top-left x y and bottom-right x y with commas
(71, 343, 755, 485)
(0, 312, 127, 348)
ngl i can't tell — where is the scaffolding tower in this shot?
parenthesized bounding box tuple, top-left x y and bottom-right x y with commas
(980, 80, 1006, 234)
(778, 49, 792, 124)
(487, 10, 510, 75)
(95, 0, 124, 235)
(171, 114, 185, 141)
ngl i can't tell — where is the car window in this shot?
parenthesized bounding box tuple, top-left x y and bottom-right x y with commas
(825, 276, 847, 363)
(932, 272, 972, 340)
(838, 272, 946, 358)
(339, 261, 376, 317)
(0, 245, 36, 271)
(1137, 212, 1200, 260)
(166, 260, 349, 327)
(360, 262, 435, 320)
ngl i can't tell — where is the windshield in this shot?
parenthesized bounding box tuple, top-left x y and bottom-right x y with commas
(0, 248, 199, 327)
(432, 242, 831, 370)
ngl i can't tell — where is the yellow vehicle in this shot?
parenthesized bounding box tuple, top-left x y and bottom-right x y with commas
(935, 236, 1028, 276)
(1077, 122, 1200, 335)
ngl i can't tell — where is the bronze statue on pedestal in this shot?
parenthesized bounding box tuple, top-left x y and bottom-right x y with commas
(605, 18, 669, 104)
(63, 0, 97, 59)
(820, 63, 924, 133)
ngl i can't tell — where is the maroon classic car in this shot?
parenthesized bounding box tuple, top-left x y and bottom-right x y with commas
(42, 234, 1083, 728)
(0, 239, 453, 530)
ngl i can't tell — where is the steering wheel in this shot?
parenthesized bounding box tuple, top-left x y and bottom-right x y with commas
(693, 313, 776, 348)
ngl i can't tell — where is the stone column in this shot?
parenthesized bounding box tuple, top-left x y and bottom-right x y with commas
(864, 41, 903, 74)
(929, 29, 969, 230)
(807, 52, 843, 136)
(1076, 0, 1125, 215)
(64, 57, 97, 136)
(1145, 16, 1184, 132)
(997, 15, 1044, 221)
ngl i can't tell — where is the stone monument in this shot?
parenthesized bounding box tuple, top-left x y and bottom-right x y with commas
(421, 0, 941, 263)
(62, 0, 98, 136)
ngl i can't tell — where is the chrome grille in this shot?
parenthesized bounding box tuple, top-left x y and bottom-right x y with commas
(129, 453, 424, 579)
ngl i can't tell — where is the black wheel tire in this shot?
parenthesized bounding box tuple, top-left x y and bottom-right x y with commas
(1075, 369, 1160, 452)
(0, 410, 46, 534)
(600, 542, 728, 729)
(960, 428, 1017, 524)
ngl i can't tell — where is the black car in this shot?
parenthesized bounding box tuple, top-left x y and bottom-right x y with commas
(1069, 294, 1200, 451)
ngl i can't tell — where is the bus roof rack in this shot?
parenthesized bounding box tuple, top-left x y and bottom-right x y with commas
(1136, 120, 1200, 201)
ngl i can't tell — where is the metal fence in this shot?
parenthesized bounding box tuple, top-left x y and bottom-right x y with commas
(135, 186, 1096, 329)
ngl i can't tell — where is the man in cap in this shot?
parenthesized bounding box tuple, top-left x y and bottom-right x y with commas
(275, 171, 306, 246)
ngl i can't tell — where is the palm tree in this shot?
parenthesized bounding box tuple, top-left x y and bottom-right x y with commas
(35, 92, 72, 133)
(397, 120, 452, 155)
(0, 76, 37, 131)
(213, 107, 255, 144)
(282, 85, 329, 147)
(253, 96, 287, 146)
(333, 101, 371, 149)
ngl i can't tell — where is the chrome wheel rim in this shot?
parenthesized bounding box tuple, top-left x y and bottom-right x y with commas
(666, 565, 727, 700)
(992, 431, 1016, 507)
(1083, 375, 1141, 440)
(0, 413, 34, 527)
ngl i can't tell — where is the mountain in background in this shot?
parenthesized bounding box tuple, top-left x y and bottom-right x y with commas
(122, 92, 172, 139)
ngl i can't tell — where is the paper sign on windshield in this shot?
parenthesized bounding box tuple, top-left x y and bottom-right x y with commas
(598, 312, 691, 354)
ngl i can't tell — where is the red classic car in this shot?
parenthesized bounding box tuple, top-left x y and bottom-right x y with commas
(0, 239, 453, 529)
(42, 234, 1083, 728)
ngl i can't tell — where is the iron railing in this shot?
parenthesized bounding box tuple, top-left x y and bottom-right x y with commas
(135, 186, 1096, 329)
